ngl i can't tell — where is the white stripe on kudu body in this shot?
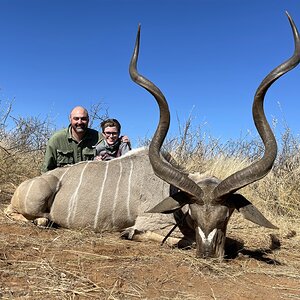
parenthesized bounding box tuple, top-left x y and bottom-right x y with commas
(24, 180, 35, 213)
(112, 160, 123, 227)
(50, 167, 71, 214)
(94, 162, 109, 230)
(126, 158, 134, 221)
(68, 162, 90, 227)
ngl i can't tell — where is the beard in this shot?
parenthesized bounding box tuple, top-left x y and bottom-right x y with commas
(73, 124, 87, 133)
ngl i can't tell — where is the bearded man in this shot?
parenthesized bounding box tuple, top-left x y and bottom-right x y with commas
(42, 106, 100, 173)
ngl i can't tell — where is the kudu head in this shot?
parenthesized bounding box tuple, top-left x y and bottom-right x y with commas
(129, 13, 300, 258)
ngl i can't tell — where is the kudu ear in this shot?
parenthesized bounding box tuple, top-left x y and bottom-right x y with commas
(231, 194, 278, 229)
(146, 191, 192, 214)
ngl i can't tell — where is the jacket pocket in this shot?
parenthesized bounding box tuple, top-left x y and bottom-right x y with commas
(82, 147, 95, 161)
(57, 149, 74, 166)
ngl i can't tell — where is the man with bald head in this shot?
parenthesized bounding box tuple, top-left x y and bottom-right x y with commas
(42, 106, 101, 173)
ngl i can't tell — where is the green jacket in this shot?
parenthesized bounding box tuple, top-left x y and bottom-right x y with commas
(42, 125, 102, 173)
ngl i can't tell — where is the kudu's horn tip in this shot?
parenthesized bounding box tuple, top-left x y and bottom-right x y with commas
(286, 11, 293, 25)
(285, 11, 298, 33)
(136, 23, 141, 35)
(135, 24, 141, 43)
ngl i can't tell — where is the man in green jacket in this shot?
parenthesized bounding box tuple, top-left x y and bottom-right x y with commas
(42, 106, 101, 173)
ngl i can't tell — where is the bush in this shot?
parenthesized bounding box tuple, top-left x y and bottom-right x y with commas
(0, 102, 53, 200)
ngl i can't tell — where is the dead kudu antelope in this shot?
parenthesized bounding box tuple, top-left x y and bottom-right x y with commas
(5, 13, 300, 258)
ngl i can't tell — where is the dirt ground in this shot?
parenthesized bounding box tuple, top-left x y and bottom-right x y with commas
(0, 199, 299, 300)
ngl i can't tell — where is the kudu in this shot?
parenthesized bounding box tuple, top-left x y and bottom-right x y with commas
(129, 12, 300, 258)
(5, 13, 300, 259)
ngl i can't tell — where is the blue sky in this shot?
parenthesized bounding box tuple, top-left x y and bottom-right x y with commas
(1, 0, 300, 147)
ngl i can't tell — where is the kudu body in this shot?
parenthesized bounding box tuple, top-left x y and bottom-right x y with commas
(5, 13, 300, 258)
(6, 148, 178, 237)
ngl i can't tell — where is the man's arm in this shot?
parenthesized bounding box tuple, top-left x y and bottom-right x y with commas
(41, 143, 57, 173)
